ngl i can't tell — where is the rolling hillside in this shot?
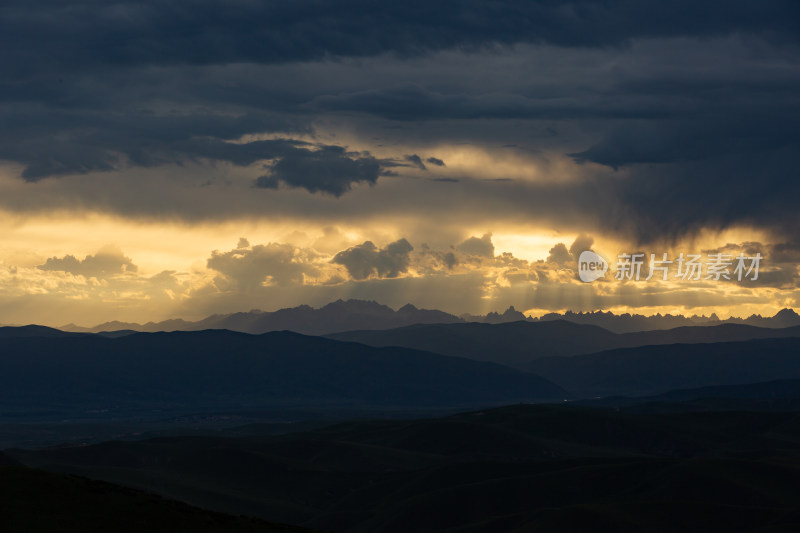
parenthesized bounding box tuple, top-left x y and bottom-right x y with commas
(0, 328, 565, 422)
(0, 465, 315, 533)
(11, 404, 800, 532)
(527, 337, 800, 397)
(328, 321, 800, 369)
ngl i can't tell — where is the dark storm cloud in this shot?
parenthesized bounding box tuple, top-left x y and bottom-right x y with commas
(0, 99, 309, 180)
(771, 242, 800, 264)
(0, 0, 796, 245)
(11, 132, 311, 181)
(3, 104, 390, 194)
(2, 0, 797, 76)
(332, 239, 414, 280)
(404, 154, 427, 170)
(600, 145, 800, 243)
(569, 116, 800, 169)
(311, 84, 676, 121)
(569, 235, 594, 258)
(254, 145, 383, 196)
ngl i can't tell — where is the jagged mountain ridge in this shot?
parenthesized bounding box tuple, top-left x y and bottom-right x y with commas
(60, 299, 800, 335)
(62, 299, 461, 335)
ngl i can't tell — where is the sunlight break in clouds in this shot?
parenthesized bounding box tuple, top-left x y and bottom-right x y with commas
(0, 1, 798, 325)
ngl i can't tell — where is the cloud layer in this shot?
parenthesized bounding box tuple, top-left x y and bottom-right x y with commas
(0, 1, 797, 323)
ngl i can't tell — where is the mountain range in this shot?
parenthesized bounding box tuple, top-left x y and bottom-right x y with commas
(62, 299, 461, 335)
(5, 317, 800, 531)
(527, 337, 800, 397)
(58, 299, 800, 335)
(329, 321, 800, 369)
(0, 329, 565, 422)
(536, 307, 800, 333)
(5, 320, 800, 423)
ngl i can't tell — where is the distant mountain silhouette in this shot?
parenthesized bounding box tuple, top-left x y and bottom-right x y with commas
(527, 337, 800, 397)
(62, 299, 462, 335)
(329, 320, 800, 369)
(727, 307, 800, 328)
(331, 320, 619, 368)
(535, 307, 800, 333)
(0, 325, 82, 338)
(0, 329, 565, 421)
(460, 305, 528, 323)
(60, 299, 800, 335)
(12, 319, 800, 405)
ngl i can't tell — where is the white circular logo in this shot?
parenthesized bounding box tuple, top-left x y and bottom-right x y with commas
(578, 250, 608, 283)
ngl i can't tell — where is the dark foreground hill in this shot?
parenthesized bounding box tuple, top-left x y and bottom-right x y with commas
(0, 329, 564, 421)
(575, 378, 800, 414)
(328, 320, 800, 369)
(0, 325, 83, 339)
(0, 465, 314, 533)
(10, 404, 800, 533)
(527, 337, 800, 397)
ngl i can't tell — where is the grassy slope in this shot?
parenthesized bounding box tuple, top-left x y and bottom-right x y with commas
(9, 404, 800, 532)
(0, 465, 318, 533)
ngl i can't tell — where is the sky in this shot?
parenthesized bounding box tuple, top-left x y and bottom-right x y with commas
(1, 1, 799, 326)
